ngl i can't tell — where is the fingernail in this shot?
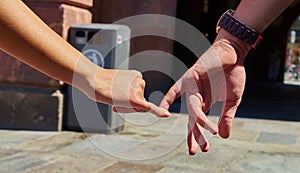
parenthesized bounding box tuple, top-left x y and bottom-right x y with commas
(163, 111, 171, 117)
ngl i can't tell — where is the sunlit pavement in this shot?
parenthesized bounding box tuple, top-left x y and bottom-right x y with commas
(0, 112, 300, 173)
(284, 72, 300, 86)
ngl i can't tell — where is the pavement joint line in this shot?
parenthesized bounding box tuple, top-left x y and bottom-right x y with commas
(12, 133, 73, 152)
(93, 160, 119, 172)
(23, 154, 65, 173)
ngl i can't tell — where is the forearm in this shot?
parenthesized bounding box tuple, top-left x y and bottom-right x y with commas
(0, 0, 98, 87)
(234, 0, 293, 33)
(215, 0, 294, 61)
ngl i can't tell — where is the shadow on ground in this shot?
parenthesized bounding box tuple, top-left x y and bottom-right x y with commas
(236, 82, 300, 122)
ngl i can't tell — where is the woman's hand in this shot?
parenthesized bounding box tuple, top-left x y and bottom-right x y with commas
(80, 67, 171, 118)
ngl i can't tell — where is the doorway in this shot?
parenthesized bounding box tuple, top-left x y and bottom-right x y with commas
(284, 16, 300, 85)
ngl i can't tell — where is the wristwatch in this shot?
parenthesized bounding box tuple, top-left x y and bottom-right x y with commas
(216, 9, 263, 49)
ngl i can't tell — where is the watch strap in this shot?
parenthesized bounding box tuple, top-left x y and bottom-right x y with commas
(216, 9, 263, 48)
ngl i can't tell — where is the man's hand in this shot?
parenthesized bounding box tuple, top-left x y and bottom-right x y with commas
(160, 40, 247, 154)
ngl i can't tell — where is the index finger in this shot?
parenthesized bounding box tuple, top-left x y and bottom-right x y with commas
(138, 100, 172, 117)
(159, 82, 182, 110)
(118, 99, 171, 117)
(149, 102, 171, 117)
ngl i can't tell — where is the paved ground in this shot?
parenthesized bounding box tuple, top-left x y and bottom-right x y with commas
(0, 112, 300, 173)
(2, 76, 300, 173)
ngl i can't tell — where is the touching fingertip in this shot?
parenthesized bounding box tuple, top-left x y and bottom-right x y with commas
(163, 111, 171, 117)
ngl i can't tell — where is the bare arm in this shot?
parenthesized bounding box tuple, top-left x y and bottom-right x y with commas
(235, 0, 292, 32)
(0, 0, 95, 88)
(215, 0, 294, 138)
(0, 0, 169, 117)
(216, 0, 294, 60)
(160, 0, 294, 154)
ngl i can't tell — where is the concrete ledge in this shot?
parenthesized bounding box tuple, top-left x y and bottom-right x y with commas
(23, 0, 93, 8)
(0, 85, 63, 131)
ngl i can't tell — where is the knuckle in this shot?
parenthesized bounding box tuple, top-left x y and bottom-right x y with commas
(130, 70, 143, 78)
(221, 116, 234, 126)
(140, 79, 146, 88)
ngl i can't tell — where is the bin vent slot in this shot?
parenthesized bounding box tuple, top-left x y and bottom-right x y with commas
(76, 31, 85, 37)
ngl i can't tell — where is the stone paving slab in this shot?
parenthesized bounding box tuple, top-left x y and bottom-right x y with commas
(120, 113, 188, 136)
(15, 132, 86, 152)
(242, 120, 300, 135)
(0, 130, 53, 150)
(28, 152, 117, 173)
(157, 167, 216, 173)
(226, 152, 300, 173)
(257, 132, 298, 145)
(97, 161, 164, 173)
(63, 134, 141, 159)
(0, 152, 59, 173)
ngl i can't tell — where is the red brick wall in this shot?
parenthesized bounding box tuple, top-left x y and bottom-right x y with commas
(0, 0, 92, 131)
(0, 0, 92, 87)
(91, 0, 177, 55)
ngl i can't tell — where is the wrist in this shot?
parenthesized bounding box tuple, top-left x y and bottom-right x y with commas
(214, 29, 251, 62)
(72, 57, 100, 96)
